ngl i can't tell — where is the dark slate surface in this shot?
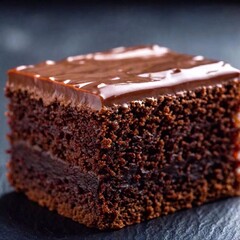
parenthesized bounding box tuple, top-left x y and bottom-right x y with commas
(0, 3, 240, 240)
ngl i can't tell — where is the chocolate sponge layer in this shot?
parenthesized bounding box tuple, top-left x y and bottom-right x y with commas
(6, 79, 240, 229)
(8, 142, 99, 227)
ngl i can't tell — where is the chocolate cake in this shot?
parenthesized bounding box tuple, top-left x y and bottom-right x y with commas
(5, 45, 240, 229)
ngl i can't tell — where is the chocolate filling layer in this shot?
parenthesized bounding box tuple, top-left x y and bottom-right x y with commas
(11, 142, 99, 195)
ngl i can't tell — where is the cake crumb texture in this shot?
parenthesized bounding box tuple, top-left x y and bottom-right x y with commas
(5, 79, 240, 229)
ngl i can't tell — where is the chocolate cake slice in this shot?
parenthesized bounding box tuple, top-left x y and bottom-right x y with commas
(5, 45, 240, 229)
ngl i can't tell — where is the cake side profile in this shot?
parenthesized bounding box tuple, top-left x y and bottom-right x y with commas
(5, 45, 240, 229)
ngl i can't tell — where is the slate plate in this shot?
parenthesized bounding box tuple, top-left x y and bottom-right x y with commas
(1, 2, 240, 240)
(1, 188, 240, 240)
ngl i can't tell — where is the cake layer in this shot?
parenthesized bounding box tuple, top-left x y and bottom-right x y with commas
(6, 88, 100, 167)
(7, 45, 240, 109)
(10, 142, 99, 195)
(6, 77, 240, 229)
(8, 142, 99, 227)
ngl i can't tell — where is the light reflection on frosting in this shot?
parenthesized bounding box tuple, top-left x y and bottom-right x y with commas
(76, 82, 93, 88)
(64, 79, 71, 84)
(49, 77, 55, 81)
(193, 56, 204, 61)
(99, 62, 239, 100)
(111, 77, 120, 80)
(8, 45, 240, 108)
(46, 60, 55, 65)
(92, 45, 168, 61)
(16, 65, 27, 71)
(97, 83, 107, 88)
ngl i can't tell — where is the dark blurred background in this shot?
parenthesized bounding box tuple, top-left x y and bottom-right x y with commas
(0, 1, 240, 239)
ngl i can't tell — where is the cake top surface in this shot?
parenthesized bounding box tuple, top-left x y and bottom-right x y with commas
(8, 45, 240, 109)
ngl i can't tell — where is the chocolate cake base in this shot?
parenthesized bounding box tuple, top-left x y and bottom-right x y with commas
(6, 79, 240, 229)
(8, 143, 99, 227)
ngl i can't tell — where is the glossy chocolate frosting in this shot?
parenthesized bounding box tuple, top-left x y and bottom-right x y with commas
(7, 45, 240, 110)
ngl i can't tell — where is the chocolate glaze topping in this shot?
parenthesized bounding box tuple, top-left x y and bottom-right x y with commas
(7, 45, 240, 110)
